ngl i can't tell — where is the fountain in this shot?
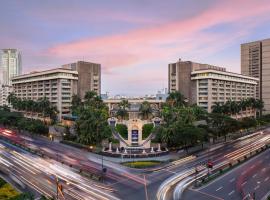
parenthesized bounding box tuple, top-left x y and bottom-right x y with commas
(142, 149, 146, 154)
(124, 148, 127, 154)
(150, 147, 154, 153)
(116, 147, 119, 153)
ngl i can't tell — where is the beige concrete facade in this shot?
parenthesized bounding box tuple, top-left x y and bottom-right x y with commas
(0, 85, 12, 106)
(62, 61, 101, 99)
(241, 38, 270, 114)
(169, 59, 258, 114)
(11, 68, 78, 119)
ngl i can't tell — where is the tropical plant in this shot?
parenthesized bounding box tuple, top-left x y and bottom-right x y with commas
(166, 92, 187, 107)
(142, 123, 154, 139)
(139, 101, 152, 120)
(115, 124, 128, 139)
(75, 91, 112, 145)
(116, 99, 130, 120)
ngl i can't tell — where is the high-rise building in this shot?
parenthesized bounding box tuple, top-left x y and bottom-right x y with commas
(62, 61, 101, 99)
(241, 38, 270, 114)
(0, 85, 12, 106)
(0, 49, 22, 85)
(168, 59, 258, 116)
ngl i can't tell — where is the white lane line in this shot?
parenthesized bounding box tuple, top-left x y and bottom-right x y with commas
(241, 181, 247, 186)
(254, 185, 260, 190)
(216, 186, 223, 191)
(243, 194, 250, 200)
(228, 190, 235, 196)
(229, 178, 235, 183)
(250, 165, 255, 169)
(261, 168, 266, 172)
(264, 177, 269, 182)
(161, 169, 177, 174)
(252, 174, 257, 178)
(241, 171, 246, 175)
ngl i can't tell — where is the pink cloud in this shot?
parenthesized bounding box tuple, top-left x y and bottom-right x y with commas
(45, 0, 270, 74)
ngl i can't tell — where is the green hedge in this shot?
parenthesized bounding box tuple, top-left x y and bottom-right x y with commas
(142, 123, 154, 139)
(115, 124, 128, 139)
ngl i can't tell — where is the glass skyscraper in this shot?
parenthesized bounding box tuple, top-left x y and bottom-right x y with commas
(0, 49, 22, 85)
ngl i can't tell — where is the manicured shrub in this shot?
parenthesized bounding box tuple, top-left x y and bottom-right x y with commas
(115, 124, 128, 139)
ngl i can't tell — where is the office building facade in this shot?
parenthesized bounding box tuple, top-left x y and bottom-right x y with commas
(169, 59, 258, 114)
(11, 68, 78, 119)
(62, 61, 101, 99)
(0, 49, 22, 85)
(0, 85, 12, 106)
(241, 38, 270, 114)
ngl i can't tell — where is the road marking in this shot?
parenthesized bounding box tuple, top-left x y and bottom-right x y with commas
(216, 186, 223, 191)
(243, 193, 250, 200)
(241, 181, 247, 186)
(241, 171, 246, 175)
(250, 164, 255, 169)
(254, 185, 260, 190)
(228, 190, 235, 196)
(189, 189, 224, 200)
(261, 168, 266, 172)
(161, 169, 176, 174)
(252, 174, 257, 178)
(229, 178, 235, 183)
(264, 177, 269, 182)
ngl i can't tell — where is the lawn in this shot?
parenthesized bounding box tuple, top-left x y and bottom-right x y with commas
(122, 161, 162, 168)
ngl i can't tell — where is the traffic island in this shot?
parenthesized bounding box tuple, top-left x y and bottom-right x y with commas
(122, 160, 162, 169)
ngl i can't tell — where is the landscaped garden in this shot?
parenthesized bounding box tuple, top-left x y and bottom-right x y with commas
(122, 160, 162, 168)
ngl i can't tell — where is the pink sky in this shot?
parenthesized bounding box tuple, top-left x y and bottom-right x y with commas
(1, 0, 270, 95)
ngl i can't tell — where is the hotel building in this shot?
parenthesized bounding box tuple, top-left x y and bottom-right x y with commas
(62, 61, 101, 98)
(241, 38, 270, 114)
(169, 59, 258, 114)
(11, 68, 78, 119)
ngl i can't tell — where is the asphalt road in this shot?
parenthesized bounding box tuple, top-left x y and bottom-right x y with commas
(182, 148, 270, 200)
(0, 140, 120, 200)
(0, 127, 270, 200)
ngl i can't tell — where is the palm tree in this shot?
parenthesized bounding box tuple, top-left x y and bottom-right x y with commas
(119, 100, 130, 110)
(212, 102, 223, 113)
(166, 92, 186, 107)
(139, 101, 152, 120)
(7, 93, 17, 106)
(116, 100, 130, 120)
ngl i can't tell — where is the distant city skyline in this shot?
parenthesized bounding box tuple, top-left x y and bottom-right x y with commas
(1, 0, 270, 95)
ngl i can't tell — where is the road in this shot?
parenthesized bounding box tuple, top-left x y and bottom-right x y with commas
(156, 130, 270, 200)
(0, 127, 270, 200)
(182, 148, 270, 200)
(0, 140, 119, 200)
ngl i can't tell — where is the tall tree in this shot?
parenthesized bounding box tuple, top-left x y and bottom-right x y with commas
(76, 91, 112, 145)
(139, 101, 152, 120)
(166, 92, 187, 107)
